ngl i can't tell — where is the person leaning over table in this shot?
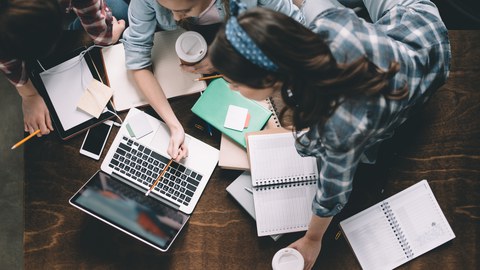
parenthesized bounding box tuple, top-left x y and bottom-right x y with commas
(208, 0, 450, 268)
(121, 0, 305, 162)
(0, 0, 128, 137)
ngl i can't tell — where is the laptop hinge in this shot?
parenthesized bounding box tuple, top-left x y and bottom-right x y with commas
(112, 172, 181, 210)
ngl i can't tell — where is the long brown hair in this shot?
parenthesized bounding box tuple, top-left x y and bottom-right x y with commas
(0, 0, 62, 60)
(210, 8, 406, 132)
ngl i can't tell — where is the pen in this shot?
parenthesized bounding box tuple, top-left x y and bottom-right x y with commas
(244, 187, 253, 194)
(11, 129, 41, 150)
(194, 74, 223, 81)
(145, 158, 174, 196)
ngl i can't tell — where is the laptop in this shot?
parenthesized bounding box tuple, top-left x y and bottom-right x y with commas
(70, 107, 219, 251)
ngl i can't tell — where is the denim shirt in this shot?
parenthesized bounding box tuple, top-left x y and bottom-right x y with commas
(123, 0, 305, 70)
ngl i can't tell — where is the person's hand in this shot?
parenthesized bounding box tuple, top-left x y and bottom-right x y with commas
(180, 56, 216, 74)
(21, 93, 53, 136)
(167, 125, 188, 162)
(288, 235, 322, 270)
(111, 16, 126, 44)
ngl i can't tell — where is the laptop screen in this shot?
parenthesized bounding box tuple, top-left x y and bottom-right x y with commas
(70, 171, 189, 251)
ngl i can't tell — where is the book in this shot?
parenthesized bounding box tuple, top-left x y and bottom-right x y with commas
(191, 78, 272, 148)
(225, 171, 282, 241)
(219, 97, 281, 170)
(339, 180, 455, 270)
(246, 129, 319, 236)
(101, 29, 207, 111)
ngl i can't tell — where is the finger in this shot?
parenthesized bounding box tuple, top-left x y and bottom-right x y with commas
(118, 19, 126, 26)
(45, 112, 54, 131)
(38, 121, 49, 136)
(112, 16, 118, 23)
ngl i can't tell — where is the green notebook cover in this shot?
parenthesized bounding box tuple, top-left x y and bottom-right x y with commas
(191, 78, 272, 148)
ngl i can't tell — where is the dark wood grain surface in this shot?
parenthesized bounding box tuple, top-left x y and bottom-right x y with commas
(24, 30, 480, 269)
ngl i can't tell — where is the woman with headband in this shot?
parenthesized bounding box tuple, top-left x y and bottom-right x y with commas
(209, 0, 450, 268)
(122, 0, 304, 162)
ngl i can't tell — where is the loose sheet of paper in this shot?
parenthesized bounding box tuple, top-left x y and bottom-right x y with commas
(77, 79, 114, 118)
(126, 112, 154, 139)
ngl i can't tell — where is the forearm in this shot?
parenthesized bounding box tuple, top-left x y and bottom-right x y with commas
(130, 69, 182, 131)
(306, 215, 333, 242)
(16, 79, 39, 98)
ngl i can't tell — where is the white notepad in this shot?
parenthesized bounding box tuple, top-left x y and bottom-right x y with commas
(246, 130, 318, 236)
(102, 29, 206, 111)
(340, 180, 455, 270)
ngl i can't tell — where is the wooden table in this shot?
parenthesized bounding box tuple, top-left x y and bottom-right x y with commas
(24, 31, 480, 269)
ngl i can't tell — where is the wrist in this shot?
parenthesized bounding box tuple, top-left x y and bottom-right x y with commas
(17, 80, 39, 98)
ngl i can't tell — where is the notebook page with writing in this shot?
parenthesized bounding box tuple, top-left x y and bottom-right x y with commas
(340, 180, 455, 270)
(253, 181, 316, 236)
(247, 132, 318, 186)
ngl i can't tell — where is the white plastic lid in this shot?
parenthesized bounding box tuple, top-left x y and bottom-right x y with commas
(175, 31, 208, 63)
(272, 248, 304, 270)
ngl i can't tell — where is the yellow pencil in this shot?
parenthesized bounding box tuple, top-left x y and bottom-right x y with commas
(145, 158, 174, 196)
(194, 74, 223, 81)
(11, 129, 41, 150)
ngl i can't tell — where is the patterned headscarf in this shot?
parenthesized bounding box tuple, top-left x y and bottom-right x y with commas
(225, 0, 279, 72)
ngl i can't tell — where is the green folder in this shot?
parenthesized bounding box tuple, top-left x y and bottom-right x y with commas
(191, 78, 272, 148)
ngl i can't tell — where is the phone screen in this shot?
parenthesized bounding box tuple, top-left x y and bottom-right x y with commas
(82, 123, 112, 155)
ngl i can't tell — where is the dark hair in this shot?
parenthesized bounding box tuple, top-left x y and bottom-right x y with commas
(210, 8, 406, 132)
(0, 0, 63, 60)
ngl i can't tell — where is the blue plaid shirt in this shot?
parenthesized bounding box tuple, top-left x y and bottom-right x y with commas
(295, 0, 450, 217)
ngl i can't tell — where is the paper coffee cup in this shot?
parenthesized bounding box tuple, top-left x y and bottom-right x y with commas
(175, 31, 207, 65)
(272, 248, 304, 270)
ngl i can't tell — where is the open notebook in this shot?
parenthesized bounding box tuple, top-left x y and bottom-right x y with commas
(246, 129, 318, 236)
(340, 180, 455, 270)
(101, 29, 206, 111)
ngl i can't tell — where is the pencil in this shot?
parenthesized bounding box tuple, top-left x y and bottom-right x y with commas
(145, 158, 174, 196)
(11, 129, 41, 150)
(194, 74, 223, 81)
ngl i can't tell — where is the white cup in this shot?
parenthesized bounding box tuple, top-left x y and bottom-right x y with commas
(175, 31, 208, 65)
(272, 247, 304, 270)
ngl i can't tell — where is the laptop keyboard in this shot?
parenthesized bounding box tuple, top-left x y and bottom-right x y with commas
(108, 136, 203, 207)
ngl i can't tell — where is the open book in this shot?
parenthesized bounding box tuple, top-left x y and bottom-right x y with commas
(101, 29, 206, 111)
(246, 129, 318, 236)
(340, 180, 455, 270)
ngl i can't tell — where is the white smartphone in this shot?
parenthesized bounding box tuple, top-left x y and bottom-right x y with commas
(79, 121, 114, 160)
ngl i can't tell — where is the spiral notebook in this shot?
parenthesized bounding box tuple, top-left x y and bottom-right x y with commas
(246, 129, 318, 236)
(339, 180, 455, 270)
(219, 97, 281, 170)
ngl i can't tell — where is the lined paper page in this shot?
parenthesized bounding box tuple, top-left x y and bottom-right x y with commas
(340, 203, 408, 270)
(248, 132, 318, 186)
(388, 181, 455, 260)
(253, 181, 316, 236)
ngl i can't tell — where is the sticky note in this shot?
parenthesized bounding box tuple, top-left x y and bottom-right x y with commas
(77, 79, 114, 118)
(127, 112, 153, 139)
(224, 104, 248, 131)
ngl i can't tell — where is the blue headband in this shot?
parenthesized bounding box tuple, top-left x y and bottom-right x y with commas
(225, 1, 278, 72)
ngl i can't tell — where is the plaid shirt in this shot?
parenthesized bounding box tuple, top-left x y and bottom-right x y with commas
(0, 0, 113, 87)
(295, 0, 450, 217)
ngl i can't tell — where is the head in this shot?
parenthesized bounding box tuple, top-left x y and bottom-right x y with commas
(210, 7, 402, 131)
(157, 0, 219, 25)
(0, 0, 63, 61)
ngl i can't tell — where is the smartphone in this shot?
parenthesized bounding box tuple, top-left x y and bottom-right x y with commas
(79, 121, 113, 160)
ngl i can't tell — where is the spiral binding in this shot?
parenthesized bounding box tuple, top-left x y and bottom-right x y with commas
(381, 202, 414, 259)
(255, 180, 316, 191)
(266, 97, 281, 128)
(256, 174, 317, 186)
